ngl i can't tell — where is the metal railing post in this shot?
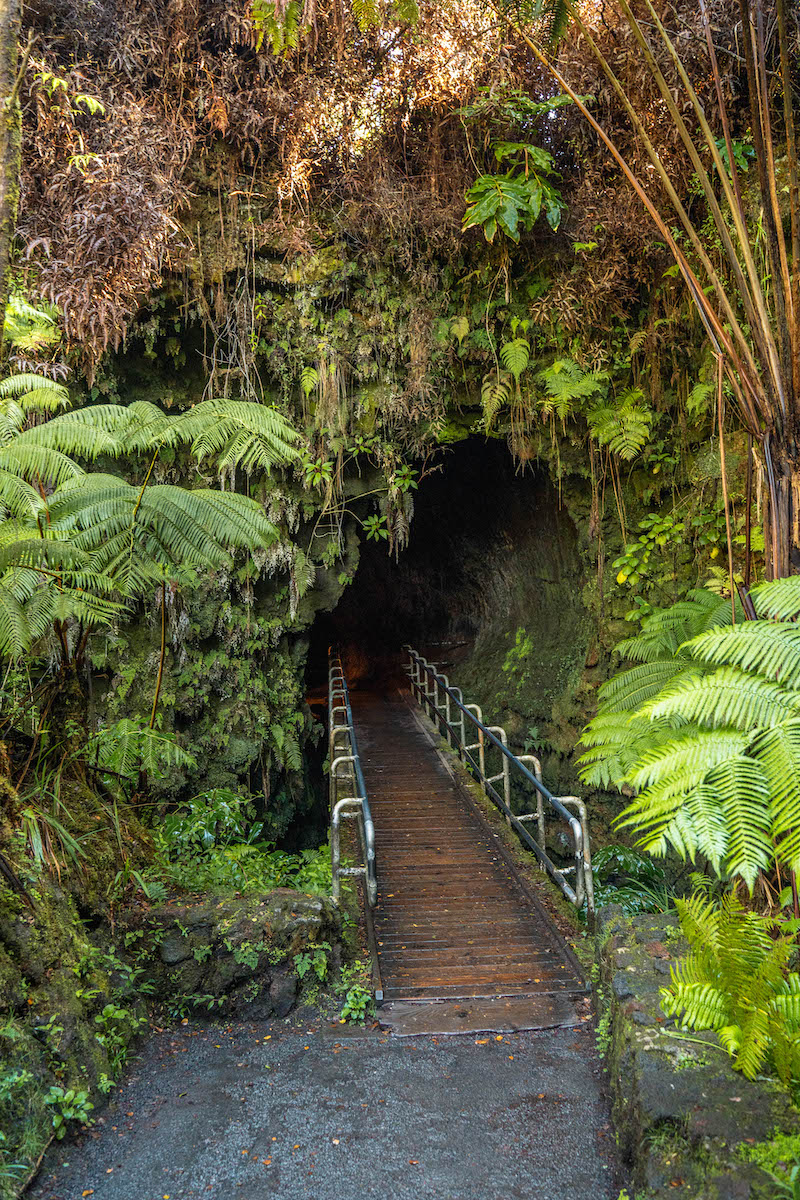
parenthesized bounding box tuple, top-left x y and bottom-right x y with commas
(327, 654, 377, 909)
(485, 726, 511, 825)
(465, 704, 485, 777)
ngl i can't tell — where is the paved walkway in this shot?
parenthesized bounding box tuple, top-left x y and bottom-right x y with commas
(30, 1017, 622, 1200)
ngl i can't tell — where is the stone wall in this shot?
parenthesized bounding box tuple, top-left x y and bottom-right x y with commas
(117, 889, 342, 1019)
(597, 905, 800, 1198)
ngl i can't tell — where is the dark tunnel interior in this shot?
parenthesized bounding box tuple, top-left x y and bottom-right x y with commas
(306, 436, 585, 688)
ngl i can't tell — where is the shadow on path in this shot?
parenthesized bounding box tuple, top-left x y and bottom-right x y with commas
(30, 1016, 623, 1200)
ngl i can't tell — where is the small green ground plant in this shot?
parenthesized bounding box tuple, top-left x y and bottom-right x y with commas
(590, 844, 674, 915)
(294, 941, 331, 983)
(738, 1131, 800, 1196)
(43, 1086, 94, 1140)
(336, 960, 374, 1024)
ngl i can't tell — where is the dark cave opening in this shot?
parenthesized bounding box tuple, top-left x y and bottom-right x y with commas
(307, 436, 586, 687)
(302, 435, 590, 841)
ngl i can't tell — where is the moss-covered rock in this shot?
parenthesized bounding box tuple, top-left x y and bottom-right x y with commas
(115, 888, 341, 1018)
(596, 905, 800, 1198)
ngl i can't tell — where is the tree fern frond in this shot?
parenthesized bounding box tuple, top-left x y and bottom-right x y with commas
(749, 719, 800, 872)
(629, 728, 749, 793)
(645, 666, 800, 731)
(0, 584, 32, 658)
(163, 398, 301, 470)
(0, 374, 68, 405)
(688, 622, 800, 687)
(705, 756, 772, 888)
(578, 712, 686, 788)
(615, 591, 733, 660)
(17, 415, 121, 461)
(751, 576, 800, 621)
(0, 442, 86, 487)
(682, 785, 730, 870)
(597, 659, 701, 711)
(0, 537, 92, 574)
(620, 730, 750, 848)
(0, 469, 44, 518)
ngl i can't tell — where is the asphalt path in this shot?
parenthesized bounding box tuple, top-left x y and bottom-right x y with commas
(29, 1015, 622, 1200)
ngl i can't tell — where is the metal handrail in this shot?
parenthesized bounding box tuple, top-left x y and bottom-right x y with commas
(404, 646, 594, 916)
(328, 651, 377, 907)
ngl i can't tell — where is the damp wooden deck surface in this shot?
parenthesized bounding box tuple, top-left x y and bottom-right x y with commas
(350, 689, 584, 1004)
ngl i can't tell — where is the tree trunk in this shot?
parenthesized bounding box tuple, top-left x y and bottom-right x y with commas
(761, 434, 800, 579)
(0, 0, 22, 353)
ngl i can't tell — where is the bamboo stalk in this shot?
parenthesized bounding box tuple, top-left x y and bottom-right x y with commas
(572, 10, 764, 426)
(635, 0, 787, 424)
(149, 580, 167, 730)
(775, 0, 800, 411)
(717, 354, 737, 624)
(753, 0, 794, 392)
(745, 432, 753, 589)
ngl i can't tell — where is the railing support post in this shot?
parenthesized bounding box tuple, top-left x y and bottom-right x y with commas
(327, 655, 377, 910)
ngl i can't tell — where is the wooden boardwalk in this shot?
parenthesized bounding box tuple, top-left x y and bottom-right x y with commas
(351, 689, 584, 1005)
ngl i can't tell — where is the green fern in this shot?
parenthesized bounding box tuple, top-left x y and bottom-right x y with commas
(3, 294, 60, 353)
(352, 0, 380, 29)
(751, 576, 800, 621)
(0, 373, 68, 408)
(86, 718, 196, 782)
(662, 894, 800, 1084)
(393, 0, 419, 22)
(536, 358, 606, 420)
(587, 387, 653, 460)
(687, 380, 715, 417)
(687, 622, 800, 686)
(582, 580, 800, 887)
(252, 0, 303, 54)
(499, 337, 530, 383)
(644, 667, 800, 731)
(481, 373, 511, 429)
(0, 385, 294, 660)
(300, 366, 320, 397)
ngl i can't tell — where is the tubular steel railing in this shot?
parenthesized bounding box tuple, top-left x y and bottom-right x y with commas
(328, 651, 377, 907)
(405, 646, 594, 917)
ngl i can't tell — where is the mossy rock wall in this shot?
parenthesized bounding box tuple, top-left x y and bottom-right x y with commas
(0, 875, 341, 1197)
(596, 905, 798, 1198)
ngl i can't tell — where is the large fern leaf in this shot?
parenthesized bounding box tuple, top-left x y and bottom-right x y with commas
(645, 666, 800, 731)
(751, 576, 800, 621)
(705, 756, 772, 887)
(499, 337, 530, 383)
(596, 659, 701, 711)
(749, 719, 800, 872)
(688, 622, 800, 687)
